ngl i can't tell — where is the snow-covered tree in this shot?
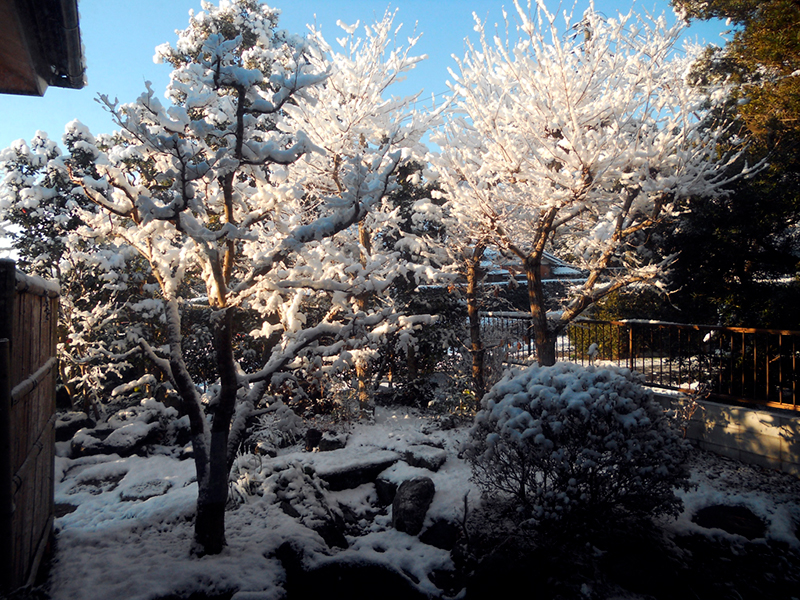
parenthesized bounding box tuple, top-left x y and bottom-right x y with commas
(432, 0, 752, 365)
(1, 0, 438, 555)
(280, 12, 444, 408)
(0, 128, 156, 413)
(415, 191, 492, 397)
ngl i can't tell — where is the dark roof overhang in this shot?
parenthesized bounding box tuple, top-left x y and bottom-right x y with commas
(0, 0, 84, 96)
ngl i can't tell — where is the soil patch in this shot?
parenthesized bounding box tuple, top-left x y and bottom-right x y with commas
(692, 504, 767, 539)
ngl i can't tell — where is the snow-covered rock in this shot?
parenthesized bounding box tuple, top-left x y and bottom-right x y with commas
(55, 411, 95, 442)
(392, 477, 436, 536)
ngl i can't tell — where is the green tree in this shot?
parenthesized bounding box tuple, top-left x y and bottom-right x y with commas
(660, 176, 800, 328)
(674, 1, 797, 137)
(666, 0, 800, 328)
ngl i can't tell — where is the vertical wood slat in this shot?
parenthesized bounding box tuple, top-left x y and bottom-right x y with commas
(0, 260, 16, 592)
(0, 259, 59, 593)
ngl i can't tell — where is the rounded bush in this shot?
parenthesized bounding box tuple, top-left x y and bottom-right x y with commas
(464, 363, 690, 530)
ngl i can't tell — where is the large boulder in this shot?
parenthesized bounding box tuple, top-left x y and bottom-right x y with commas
(420, 519, 461, 550)
(262, 461, 349, 549)
(392, 477, 435, 536)
(68, 399, 176, 458)
(318, 431, 347, 451)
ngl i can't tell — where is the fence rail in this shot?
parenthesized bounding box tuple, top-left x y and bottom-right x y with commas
(0, 259, 59, 593)
(480, 312, 800, 411)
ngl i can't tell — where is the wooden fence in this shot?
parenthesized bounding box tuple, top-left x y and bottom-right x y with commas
(0, 259, 59, 593)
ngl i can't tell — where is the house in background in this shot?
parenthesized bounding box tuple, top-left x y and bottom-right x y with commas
(483, 249, 584, 285)
(0, 0, 84, 96)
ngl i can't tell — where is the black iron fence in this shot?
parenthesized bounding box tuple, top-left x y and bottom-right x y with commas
(480, 313, 800, 411)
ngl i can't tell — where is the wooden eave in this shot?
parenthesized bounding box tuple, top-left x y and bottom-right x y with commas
(0, 0, 84, 96)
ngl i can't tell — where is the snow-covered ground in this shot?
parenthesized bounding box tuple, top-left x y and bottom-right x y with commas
(47, 408, 471, 600)
(42, 406, 800, 600)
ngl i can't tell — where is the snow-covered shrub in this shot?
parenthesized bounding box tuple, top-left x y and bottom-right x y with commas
(426, 380, 477, 418)
(464, 363, 690, 531)
(245, 401, 304, 456)
(229, 457, 347, 545)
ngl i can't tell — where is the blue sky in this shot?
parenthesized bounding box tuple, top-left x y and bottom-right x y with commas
(0, 0, 727, 150)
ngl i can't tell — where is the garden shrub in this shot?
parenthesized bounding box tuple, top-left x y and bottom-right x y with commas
(464, 363, 690, 533)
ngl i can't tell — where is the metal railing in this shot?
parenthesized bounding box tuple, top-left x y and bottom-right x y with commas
(479, 313, 800, 411)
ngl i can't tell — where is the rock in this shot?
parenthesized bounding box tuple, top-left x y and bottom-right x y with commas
(54, 503, 77, 518)
(392, 477, 435, 536)
(107, 399, 173, 429)
(305, 429, 347, 452)
(120, 480, 172, 501)
(279, 500, 301, 519)
(179, 443, 194, 461)
(692, 504, 767, 540)
(305, 428, 322, 451)
(312, 516, 349, 550)
(167, 415, 192, 447)
(420, 519, 461, 550)
(102, 420, 165, 456)
(155, 385, 182, 415)
(68, 399, 176, 458)
(437, 414, 464, 431)
(403, 445, 447, 472)
(375, 476, 397, 506)
(252, 441, 277, 457)
(312, 450, 400, 491)
(55, 411, 95, 442)
(318, 431, 347, 451)
(70, 420, 164, 458)
(69, 426, 114, 458)
(270, 462, 349, 549)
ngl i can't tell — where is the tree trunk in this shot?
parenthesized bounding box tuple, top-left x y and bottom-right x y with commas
(535, 332, 557, 367)
(355, 358, 371, 416)
(193, 307, 239, 554)
(355, 221, 373, 415)
(467, 247, 486, 401)
(406, 344, 418, 381)
(525, 254, 557, 366)
(194, 497, 227, 555)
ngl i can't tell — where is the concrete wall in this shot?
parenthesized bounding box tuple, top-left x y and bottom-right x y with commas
(655, 393, 800, 477)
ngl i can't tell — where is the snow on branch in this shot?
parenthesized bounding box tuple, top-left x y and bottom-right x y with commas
(432, 0, 752, 362)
